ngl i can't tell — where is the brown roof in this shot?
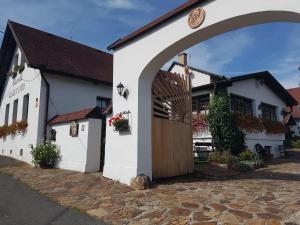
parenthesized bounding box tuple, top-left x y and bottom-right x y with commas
(48, 107, 104, 125)
(108, 0, 209, 50)
(8, 21, 113, 84)
(287, 87, 300, 119)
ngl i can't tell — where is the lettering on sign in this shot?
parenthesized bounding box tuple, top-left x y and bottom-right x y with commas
(9, 83, 26, 98)
(188, 8, 205, 29)
(13, 75, 23, 86)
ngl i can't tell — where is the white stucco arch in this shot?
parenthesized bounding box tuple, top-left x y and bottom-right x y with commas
(104, 0, 300, 184)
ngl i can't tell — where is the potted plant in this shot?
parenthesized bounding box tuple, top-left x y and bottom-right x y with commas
(109, 113, 129, 132)
(31, 141, 61, 169)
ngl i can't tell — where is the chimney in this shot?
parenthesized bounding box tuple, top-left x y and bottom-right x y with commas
(178, 53, 187, 66)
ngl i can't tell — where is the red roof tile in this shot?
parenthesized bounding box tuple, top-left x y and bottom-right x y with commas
(48, 107, 104, 125)
(108, 0, 209, 50)
(8, 21, 113, 84)
(287, 88, 300, 119)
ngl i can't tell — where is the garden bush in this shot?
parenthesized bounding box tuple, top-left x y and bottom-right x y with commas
(31, 141, 60, 168)
(239, 150, 254, 161)
(208, 151, 237, 165)
(292, 139, 300, 148)
(231, 152, 263, 172)
(208, 92, 245, 155)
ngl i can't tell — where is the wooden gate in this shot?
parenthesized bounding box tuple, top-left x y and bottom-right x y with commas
(152, 70, 194, 179)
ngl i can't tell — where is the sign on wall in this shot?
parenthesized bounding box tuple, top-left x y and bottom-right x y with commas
(70, 121, 79, 137)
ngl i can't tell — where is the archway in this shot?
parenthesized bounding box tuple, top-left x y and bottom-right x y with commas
(103, 0, 300, 184)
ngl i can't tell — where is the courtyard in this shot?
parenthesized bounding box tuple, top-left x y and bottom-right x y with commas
(0, 151, 299, 225)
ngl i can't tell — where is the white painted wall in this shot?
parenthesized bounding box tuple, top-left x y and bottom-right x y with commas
(0, 48, 44, 164)
(51, 118, 102, 173)
(105, 0, 300, 184)
(44, 73, 112, 121)
(170, 64, 212, 87)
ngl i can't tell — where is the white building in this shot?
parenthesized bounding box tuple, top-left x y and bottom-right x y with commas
(0, 21, 112, 170)
(170, 54, 297, 158)
(286, 88, 300, 136)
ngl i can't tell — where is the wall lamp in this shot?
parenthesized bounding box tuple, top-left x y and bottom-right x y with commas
(117, 82, 128, 99)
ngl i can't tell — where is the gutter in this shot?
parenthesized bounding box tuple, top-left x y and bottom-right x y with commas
(40, 71, 50, 141)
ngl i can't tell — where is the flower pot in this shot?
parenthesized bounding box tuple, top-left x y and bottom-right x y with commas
(114, 120, 129, 132)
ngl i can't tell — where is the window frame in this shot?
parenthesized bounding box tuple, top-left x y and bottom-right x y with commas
(192, 94, 210, 114)
(4, 104, 10, 126)
(96, 96, 111, 110)
(261, 102, 277, 121)
(230, 94, 253, 116)
(12, 99, 19, 124)
(22, 94, 30, 122)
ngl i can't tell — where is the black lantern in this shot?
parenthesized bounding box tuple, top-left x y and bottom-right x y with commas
(117, 83, 125, 96)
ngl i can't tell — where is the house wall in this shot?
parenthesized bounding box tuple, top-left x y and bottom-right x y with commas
(51, 118, 102, 172)
(0, 47, 112, 167)
(44, 73, 112, 121)
(0, 48, 44, 164)
(193, 78, 287, 158)
(229, 79, 286, 158)
(170, 64, 211, 87)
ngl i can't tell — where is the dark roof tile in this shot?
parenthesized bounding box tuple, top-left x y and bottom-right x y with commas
(8, 21, 113, 84)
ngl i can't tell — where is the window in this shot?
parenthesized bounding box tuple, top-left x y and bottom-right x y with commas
(261, 103, 277, 121)
(12, 99, 18, 124)
(4, 104, 10, 126)
(96, 97, 111, 110)
(192, 94, 210, 114)
(22, 94, 29, 121)
(13, 53, 19, 70)
(231, 94, 253, 115)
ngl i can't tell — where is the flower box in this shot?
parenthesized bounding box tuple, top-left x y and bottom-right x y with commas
(109, 112, 130, 133)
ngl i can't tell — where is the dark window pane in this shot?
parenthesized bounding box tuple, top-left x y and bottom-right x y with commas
(12, 99, 18, 123)
(22, 94, 29, 121)
(5, 104, 10, 126)
(230, 95, 253, 115)
(261, 103, 277, 121)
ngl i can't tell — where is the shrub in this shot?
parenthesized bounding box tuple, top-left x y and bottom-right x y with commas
(292, 139, 300, 148)
(208, 151, 237, 165)
(231, 152, 264, 172)
(239, 150, 254, 161)
(31, 141, 60, 168)
(208, 92, 245, 155)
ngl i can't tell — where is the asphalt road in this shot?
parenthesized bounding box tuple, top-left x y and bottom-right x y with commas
(0, 173, 106, 225)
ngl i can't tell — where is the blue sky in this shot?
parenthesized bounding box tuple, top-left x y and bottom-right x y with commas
(0, 0, 299, 88)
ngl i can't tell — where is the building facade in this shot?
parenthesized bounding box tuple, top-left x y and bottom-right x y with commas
(0, 21, 112, 168)
(170, 54, 296, 158)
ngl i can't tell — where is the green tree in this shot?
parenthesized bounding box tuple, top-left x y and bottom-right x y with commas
(208, 91, 245, 155)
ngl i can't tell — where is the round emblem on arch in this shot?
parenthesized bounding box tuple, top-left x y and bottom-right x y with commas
(188, 7, 206, 29)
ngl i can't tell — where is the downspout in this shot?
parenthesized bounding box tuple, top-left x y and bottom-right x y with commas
(40, 71, 50, 141)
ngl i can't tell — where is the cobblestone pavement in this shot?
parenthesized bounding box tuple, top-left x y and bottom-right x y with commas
(0, 151, 299, 225)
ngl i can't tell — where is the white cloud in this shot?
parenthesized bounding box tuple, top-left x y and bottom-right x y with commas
(163, 30, 254, 74)
(268, 27, 300, 88)
(93, 0, 153, 11)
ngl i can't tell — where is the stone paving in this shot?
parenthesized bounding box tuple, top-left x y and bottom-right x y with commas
(0, 151, 300, 225)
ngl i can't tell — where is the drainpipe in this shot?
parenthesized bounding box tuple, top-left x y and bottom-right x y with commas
(40, 71, 50, 142)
